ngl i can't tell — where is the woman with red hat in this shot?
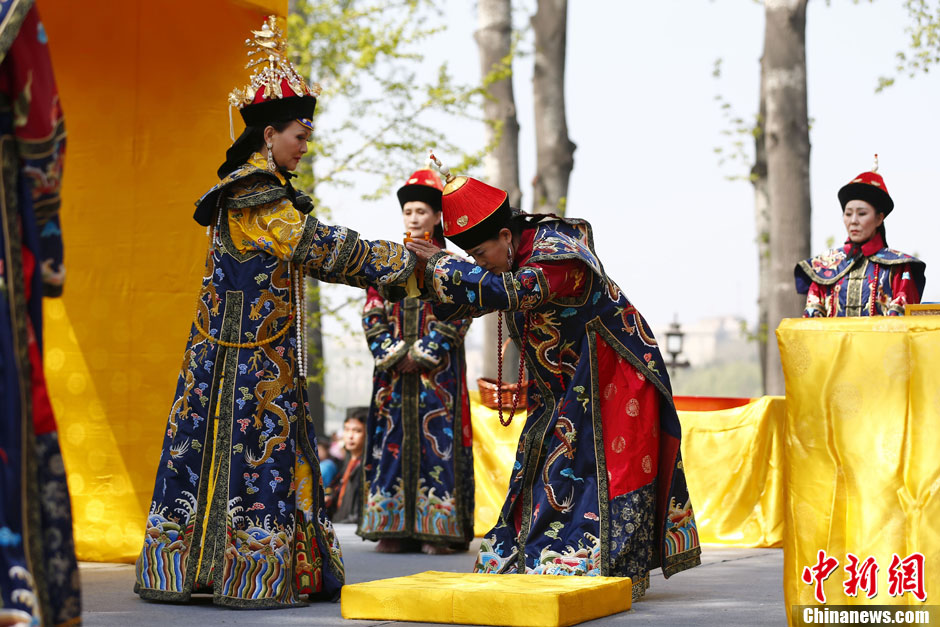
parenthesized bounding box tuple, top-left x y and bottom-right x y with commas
(404, 155, 701, 601)
(795, 157, 926, 317)
(357, 167, 475, 555)
(134, 17, 416, 609)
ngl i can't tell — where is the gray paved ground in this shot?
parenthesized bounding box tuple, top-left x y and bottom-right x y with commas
(81, 524, 786, 626)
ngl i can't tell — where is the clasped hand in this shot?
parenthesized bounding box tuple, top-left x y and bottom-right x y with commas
(404, 238, 441, 262)
(394, 354, 421, 374)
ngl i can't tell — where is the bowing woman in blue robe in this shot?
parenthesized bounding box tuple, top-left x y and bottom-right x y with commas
(405, 156, 701, 601)
(133, 18, 417, 609)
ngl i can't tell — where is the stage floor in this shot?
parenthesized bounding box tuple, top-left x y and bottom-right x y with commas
(80, 524, 784, 626)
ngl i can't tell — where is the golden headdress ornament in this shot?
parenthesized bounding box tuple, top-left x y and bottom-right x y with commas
(228, 16, 320, 109)
(226, 16, 321, 139)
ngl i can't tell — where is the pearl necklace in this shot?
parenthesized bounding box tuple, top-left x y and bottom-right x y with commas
(293, 265, 307, 379)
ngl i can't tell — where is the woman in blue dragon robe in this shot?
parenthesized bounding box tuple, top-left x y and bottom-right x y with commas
(0, 4, 80, 625)
(133, 18, 416, 609)
(404, 157, 701, 601)
(358, 168, 474, 555)
(795, 160, 925, 317)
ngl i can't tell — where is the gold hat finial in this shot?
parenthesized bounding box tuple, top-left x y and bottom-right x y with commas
(429, 151, 455, 185)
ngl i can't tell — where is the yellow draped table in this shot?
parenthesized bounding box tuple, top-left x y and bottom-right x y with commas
(341, 571, 631, 626)
(469, 393, 786, 548)
(777, 317, 940, 622)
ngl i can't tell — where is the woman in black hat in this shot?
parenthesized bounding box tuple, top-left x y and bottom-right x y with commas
(795, 158, 925, 317)
(133, 18, 416, 609)
(357, 167, 475, 556)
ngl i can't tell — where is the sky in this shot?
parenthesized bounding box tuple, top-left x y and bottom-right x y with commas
(314, 1, 940, 426)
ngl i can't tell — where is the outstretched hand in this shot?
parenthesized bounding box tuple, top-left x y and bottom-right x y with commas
(405, 238, 442, 262)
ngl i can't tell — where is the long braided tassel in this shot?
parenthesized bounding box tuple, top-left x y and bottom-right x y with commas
(496, 310, 529, 427)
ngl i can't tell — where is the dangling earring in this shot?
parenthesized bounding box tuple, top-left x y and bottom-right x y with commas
(506, 242, 514, 269)
(266, 142, 276, 172)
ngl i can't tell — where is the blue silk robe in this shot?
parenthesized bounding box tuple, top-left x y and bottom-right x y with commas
(358, 288, 474, 546)
(795, 234, 925, 317)
(422, 216, 701, 600)
(0, 4, 80, 625)
(134, 156, 415, 608)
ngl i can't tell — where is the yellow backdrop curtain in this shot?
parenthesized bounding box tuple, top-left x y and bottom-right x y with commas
(39, 0, 287, 563)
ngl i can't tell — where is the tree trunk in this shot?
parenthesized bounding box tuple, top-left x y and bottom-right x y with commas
(531, 0, 575, 215)
(753, 57, 770, 394)
(475, 0, 522, 210)
(762, 0, 812, 395)
(475, 0, 521, 379)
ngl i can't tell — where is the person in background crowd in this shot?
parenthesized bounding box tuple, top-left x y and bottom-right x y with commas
(318, 439, 339, 492)
(795, 156, 926, 317)
(328, 411, 367, 524)
(329, 431, 346, 461)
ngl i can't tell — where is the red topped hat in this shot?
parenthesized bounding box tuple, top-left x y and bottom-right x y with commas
(837, 154, 894, 216)
(228, 16, 319, 134)
(397, 167, 444, 211)
(430, 153, 512, 250)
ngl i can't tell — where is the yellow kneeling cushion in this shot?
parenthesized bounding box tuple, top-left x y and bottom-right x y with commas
(341, 571, 632, 626)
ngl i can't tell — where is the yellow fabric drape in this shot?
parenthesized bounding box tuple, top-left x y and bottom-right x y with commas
(778, 317, 940, 620)
(469, 392, 525, 537)
(38, 0, 287, 563)
(341, 571, 632, 627)
(678, 396, 785, 548)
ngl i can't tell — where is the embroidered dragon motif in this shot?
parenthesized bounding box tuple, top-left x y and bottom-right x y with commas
(168, 355, 195, 440)
(529, 310, 578, 378)
(245, 263, 294, 467)
(542, 416, 577, 513)
(421, 407, 453, 461)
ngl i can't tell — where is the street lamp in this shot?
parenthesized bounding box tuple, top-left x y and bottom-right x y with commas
(664, 314, 690, 374)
